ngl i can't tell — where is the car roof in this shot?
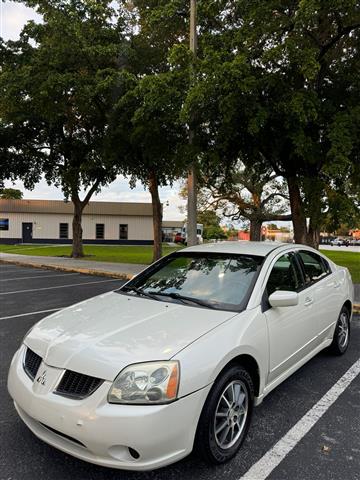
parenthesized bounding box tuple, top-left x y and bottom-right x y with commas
(181, 241, 292, 257)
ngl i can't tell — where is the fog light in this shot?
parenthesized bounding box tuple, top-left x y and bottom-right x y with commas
(108, 444, 140, 461)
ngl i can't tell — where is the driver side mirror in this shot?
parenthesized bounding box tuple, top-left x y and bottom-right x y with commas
(268, 290, 299, 308)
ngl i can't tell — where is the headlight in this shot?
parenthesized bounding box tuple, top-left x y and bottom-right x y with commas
(108, 361, 180, 405)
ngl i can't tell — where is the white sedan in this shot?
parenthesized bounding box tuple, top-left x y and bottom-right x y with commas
(8, 242, 354, 470)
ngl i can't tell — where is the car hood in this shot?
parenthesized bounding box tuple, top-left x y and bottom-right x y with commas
(25, 291, 236, 381)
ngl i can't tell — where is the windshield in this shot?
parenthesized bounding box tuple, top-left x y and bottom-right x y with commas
(119, 253, 263, 311)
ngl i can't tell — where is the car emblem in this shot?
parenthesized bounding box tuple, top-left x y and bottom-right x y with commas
(36, 370, 47, 385)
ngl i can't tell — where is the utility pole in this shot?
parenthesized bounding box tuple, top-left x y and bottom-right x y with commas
(187, 0, 197, 246)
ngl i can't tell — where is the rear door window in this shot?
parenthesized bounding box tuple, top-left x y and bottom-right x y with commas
(297, 251, 328, 285)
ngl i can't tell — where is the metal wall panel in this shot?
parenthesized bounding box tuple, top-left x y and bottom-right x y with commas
(0, 213, 153, 241)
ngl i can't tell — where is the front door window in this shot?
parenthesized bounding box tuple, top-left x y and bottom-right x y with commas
(266, 253, 303, 297)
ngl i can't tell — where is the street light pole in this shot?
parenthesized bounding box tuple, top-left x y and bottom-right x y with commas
(187, 0, 197, 247)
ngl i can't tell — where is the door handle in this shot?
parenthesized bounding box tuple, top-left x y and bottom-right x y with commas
(304, 297, 314, 307)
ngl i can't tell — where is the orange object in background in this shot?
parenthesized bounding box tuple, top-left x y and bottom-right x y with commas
(238, 230, 250, 241)
(350, 229, 360, 239)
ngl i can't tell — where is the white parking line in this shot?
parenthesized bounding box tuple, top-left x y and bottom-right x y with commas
(0, 272, 79, 282)
(0, 278, 121, 295)
(240, 357, 360, 480)
(0, 308, 61, 320)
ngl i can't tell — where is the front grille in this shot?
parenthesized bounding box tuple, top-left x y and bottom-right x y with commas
(55, 370, 103, 399)
(23, 347, 42, 380)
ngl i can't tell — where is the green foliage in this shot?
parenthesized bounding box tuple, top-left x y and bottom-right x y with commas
(108, 69, 188, 186)
(0, 188, 23, 199)
(1, 0, 359, 250)
(197, 210, 226, 239)
(197, 210, 221, 228)
(182, 0, 360, 243)
(203, 225, 227, 240)
(0, 0, 127, 200)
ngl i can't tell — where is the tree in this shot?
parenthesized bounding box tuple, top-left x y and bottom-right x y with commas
(106, 1, 190, 262)
(0, 118, 44, 190)
(0, 188, 23, 199)
(208, 162, 292, 241)
(181, 162, 291, 241)
(197, 211, 227, 240)
(181, 0, 360, 248)
(108, 69, 188, 261)
(0, 0, 128, 257)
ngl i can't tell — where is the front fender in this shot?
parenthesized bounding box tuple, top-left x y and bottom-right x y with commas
(175, 307, 269, 400)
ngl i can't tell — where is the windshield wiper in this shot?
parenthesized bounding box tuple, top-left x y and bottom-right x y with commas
(121, 285, 160, 301)
(148, 291, 217, 309)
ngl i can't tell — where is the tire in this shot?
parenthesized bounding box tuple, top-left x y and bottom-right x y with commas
(329, 306, 350, 355)
(194, 365, 254, 465)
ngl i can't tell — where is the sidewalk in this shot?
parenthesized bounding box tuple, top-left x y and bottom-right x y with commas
(0, 252, 145, 280)
(1, 251, 359, 311)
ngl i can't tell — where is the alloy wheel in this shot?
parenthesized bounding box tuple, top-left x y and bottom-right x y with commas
(338, 312, 349, 348)
(214, 380, 248, 449)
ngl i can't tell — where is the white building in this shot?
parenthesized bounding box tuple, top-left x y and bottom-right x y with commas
(162, 220, 183, 242)
(0, 199, 154, 245)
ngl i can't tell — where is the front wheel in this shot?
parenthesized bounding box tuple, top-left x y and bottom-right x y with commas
(329, 306, 350, 355)
(194, 365, 254, 464)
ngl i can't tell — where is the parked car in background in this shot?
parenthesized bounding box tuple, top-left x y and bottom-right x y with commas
(330, 237, 349, 247)
(8, 242, 354, 471)
(175, 224, 204, 244)
(174, 232, 183, 244)
(181, 223, 204, 244)
(350, 238, 360, 246)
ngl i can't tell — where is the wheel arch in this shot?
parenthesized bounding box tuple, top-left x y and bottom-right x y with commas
(216, 354, 261, 398)
(343, 299, 352, 317)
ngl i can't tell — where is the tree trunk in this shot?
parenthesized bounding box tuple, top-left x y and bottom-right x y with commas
(149, 170, 163, 262)
(71, 198, 84, 258)
(249, 219, 262, 241)
(304, 179, 323, 250)
(287, 176, 307, 244)
(306, 222, 320, 249)
(69, 179, 101, 259)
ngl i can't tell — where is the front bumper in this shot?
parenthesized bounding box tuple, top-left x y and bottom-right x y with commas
(8, 346, 211, 470)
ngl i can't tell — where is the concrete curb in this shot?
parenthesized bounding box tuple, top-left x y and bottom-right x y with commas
(0, 259, 133, 281)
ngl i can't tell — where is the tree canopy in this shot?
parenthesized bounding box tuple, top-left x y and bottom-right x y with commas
(1, 0, 359, 251)
(182, 0, 360, 247)
(0, 188, 23, 199)
(0, 0, 130, 255)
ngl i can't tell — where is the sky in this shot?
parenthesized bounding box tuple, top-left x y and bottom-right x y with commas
(0, 1, 186, 220)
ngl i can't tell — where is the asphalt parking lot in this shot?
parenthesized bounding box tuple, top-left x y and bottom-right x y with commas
(1, 263, 359, 480)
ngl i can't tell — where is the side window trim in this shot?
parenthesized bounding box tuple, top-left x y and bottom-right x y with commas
(290, 252, 305, 290)
(294, 252, 309, 290)
(293, 253, 305, 285)
(321, 256, 332, 275)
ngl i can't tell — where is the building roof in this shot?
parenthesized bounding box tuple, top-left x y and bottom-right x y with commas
(183, 240, 290, 257)
(162, 220, 183, 228)
(0, 199, 154, 216)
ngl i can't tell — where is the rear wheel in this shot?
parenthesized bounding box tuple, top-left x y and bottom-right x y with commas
(329, 306, 350, 355)
(195, 365, 254, 464)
